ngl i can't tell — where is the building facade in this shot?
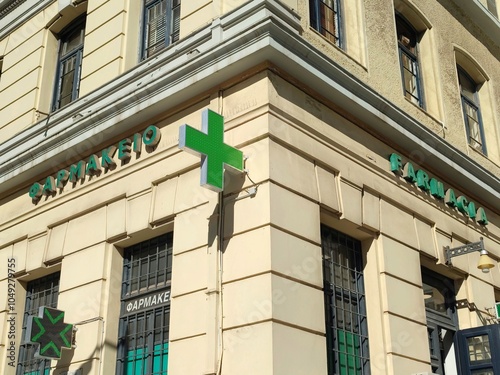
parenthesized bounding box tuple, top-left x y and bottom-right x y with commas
(0, 0, 499, 374)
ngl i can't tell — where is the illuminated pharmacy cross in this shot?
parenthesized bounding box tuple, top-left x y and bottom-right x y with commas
(27, 307, 73, 359)
(179, 109, 243, 192)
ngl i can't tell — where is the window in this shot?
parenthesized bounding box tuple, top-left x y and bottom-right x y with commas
(422, 268, 457, 375)
(0, 57, 3, 82)
(53, 17, 86, 111)
(310, 0, 342, 47)
(116, 233, 173, 375)
(142, 0, 180, 59)
(458, 67, 486, 154)
(321, 225, 369, 374)
(17, 272, 60, 375)
(455, 325, 500, 374)
(396, 14, 424, 108)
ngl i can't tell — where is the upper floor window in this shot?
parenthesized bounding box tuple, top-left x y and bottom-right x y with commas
(321, 225, 370, 374)
(396, 14, 424, 108)
(458, 67, 486, 154)
(309, 0, 342, 47)
(142, 0, 180, 60)
(53, 16, 86, 111)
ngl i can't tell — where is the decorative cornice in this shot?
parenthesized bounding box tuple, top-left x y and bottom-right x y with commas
(0, 0, 27, 19)
(0, 0, 54, 39)
(451, 0, 500, 46)
(0, 0, 499, 213)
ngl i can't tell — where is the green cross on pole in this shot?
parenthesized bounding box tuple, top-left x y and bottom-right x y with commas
(26, 306, 73, 359)
(179, 109, 244, 192)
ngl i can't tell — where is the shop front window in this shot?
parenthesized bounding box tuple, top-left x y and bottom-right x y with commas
(116, 233, 173, 375)
(321, 225, 370, 374)
(422, 268, 457, 375)
(17, 272, 60, 375)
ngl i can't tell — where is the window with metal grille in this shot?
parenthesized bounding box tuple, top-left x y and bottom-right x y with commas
(396, 15, 424, 108)
(458, 67, 487, 155)
(321, 225, 369, 375)
(116, 233, 173, 375)
(142, 0, 180, 59)
(53, 16, 86, 111)
(17, 272, 60, 375)
(310, 0, 342, 47)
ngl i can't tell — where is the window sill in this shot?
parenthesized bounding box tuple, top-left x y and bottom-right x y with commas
(468, 144, 487, 158)
(403, 96, 446, 134)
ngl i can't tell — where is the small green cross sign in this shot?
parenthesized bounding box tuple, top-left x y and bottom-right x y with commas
(26, 307, 73, 359)
(179, 109, 244, 192)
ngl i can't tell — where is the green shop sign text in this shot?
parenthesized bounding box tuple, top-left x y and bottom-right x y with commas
(389, 153, 488, 225)
(29, 125, 161, 202)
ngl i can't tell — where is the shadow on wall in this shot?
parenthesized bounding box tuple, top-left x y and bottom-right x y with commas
(436, 0, 499, 56)
(207, 169, 247, 253)
(53, 341, 96, 375)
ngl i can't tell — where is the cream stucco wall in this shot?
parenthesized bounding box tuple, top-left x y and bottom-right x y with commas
(0, 0, 499, 374)
(1, 0, 498, 175)
(0, 66, 498, 374)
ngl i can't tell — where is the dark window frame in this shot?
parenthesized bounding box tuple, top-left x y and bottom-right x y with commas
(116, 232, 173, 375)
(455, 325, 500, 374)
(17, 272, 60, 375)
(141, 0, 180, 60)
(396, 14, 425, 108)
(458, 66, 487, 155)
(52, 16, 86, 112)
(422, 268, 457, 375)
(309, 0, 343, 48)
(321, 225, 370, 375)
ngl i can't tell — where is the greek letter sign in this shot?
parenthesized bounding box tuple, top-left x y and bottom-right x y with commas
(29, 125, 161, 203)
(126, 290, 171, 314)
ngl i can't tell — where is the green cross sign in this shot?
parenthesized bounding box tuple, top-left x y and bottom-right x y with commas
(179, 109, 244, 192)
(26, 307, 73, 359)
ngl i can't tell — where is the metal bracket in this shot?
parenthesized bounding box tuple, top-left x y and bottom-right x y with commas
(457, 299, 492, 326)
(445, 238, 484, 265)
(456, 299, 477, 311)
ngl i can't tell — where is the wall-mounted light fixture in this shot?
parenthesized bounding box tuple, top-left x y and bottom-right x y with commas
(445, 237, 495, 273)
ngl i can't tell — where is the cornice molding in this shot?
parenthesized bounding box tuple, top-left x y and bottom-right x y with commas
(451, 0, 500, 46)
(0, 0, 54, 38)
(0, 0, 499, 212)
(0, 0, 26, 19)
